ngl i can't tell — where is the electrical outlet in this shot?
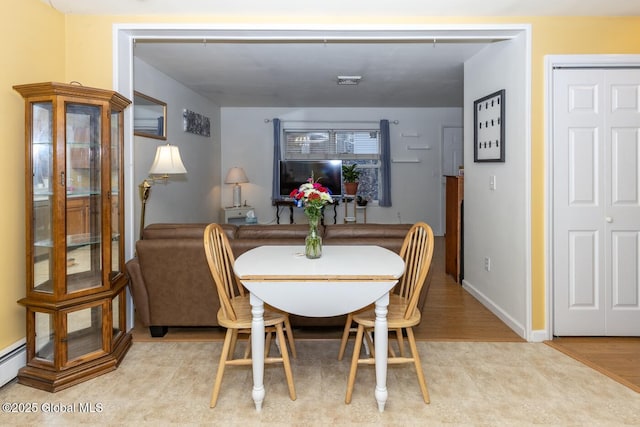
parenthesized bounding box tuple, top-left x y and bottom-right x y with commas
(484, 257, 491, 272)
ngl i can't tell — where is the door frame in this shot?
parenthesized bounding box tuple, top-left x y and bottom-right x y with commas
(545, 54, 640, 339)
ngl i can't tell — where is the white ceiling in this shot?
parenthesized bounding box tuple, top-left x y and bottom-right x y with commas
(43, 0, 640, 108)
(42, 0, 640, 17)
(134, 40, 488, 107)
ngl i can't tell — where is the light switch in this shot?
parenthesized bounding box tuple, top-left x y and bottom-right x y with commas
(490, 175, 496, 190)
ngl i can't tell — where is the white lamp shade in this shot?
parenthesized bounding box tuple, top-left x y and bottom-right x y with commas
(149, 144, 187, 175)
(224, 167, 249, 184)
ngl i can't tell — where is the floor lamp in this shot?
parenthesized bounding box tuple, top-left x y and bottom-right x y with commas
(139, 144, 187, 240)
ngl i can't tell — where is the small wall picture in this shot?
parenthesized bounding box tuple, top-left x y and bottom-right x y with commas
(183, 109, 211, 137)
(474, 89, 505, 162)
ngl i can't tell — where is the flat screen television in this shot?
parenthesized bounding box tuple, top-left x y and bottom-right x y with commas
(279, 160, 342, 198)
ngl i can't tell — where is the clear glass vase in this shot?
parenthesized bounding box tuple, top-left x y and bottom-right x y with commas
(305, 215, 322, 259)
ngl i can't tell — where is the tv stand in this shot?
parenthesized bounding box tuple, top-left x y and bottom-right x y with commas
(274, 199, 295, 224)
(274, 199, 339, 225)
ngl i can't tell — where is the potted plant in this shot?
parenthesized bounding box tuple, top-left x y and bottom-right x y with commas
(342, 163, 361, 195)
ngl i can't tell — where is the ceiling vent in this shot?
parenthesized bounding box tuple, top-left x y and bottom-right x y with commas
(337, 75, 362, 85)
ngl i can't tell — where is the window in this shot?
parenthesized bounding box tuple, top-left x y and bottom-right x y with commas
(284, 129, 381, 200)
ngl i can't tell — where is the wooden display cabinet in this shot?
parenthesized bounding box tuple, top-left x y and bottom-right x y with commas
(14, 82, 132, 392)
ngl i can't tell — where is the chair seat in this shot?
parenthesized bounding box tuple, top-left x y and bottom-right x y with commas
(351, 295, 421, 329)
(217, 295, 289, 329)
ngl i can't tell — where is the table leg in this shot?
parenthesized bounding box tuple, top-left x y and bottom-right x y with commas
(374, 292, 389, 412)
(250, 293, 266, 411)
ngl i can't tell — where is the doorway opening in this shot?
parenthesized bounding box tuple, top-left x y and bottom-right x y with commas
(115, 24, 530, 336)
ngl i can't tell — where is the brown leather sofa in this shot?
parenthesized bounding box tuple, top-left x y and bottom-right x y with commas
(126, 222, 431, 337)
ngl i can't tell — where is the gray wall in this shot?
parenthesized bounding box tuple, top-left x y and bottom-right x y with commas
(463, 35, 529, 337)
(133, 58, 222, 240)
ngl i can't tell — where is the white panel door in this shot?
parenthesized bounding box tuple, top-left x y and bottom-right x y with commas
(442, 126, 463, 176)
(442, 126, 463, 234)
(553, 68, 640, 336)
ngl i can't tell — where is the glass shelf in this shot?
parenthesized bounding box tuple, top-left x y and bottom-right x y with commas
(33, 190, 104, 198)
(66, 191, 101, 197)
(34, 234, 99, 249)
(34, 233, 119, 249)
(67, 141, 93, 147)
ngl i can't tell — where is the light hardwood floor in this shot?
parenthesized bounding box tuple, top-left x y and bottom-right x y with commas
(546, 336, 640, 393)
(415, 237, 523, 342)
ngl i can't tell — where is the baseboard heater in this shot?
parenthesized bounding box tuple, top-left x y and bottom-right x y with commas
(0, 339, 26, 388)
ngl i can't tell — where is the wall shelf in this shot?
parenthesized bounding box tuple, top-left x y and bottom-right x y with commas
(392, 158, 420, 163)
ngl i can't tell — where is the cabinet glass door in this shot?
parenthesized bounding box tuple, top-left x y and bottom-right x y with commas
(65, 103, 102, 294)
(32, 102, 54, 294)
(110, 111, 122, 278)
(65, 303, 105, 363)
(112, 290, 125, 342)
(34, 311, 55, 363)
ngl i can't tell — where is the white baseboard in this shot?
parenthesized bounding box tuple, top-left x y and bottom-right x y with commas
(0, 339, 26, 388)
(461, 280, 527, 340)
(528, 329, 550, 342)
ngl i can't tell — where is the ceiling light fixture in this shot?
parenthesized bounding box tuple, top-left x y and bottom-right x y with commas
(337, 75, 362, 85)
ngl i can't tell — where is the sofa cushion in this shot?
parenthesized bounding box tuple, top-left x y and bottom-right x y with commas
(323, 223, 411, 239)
(323, 238, 404, 254)
(142, 223, 237, 240)
(230, 238, 308, 257)
(236, 224, 317, 239)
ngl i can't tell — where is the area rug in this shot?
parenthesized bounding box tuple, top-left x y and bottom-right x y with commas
(2, 341, 639, 425)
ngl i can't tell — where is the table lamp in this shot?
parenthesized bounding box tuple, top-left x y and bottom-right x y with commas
(139, 144, 187, 239)
(225, 167, 249, 207)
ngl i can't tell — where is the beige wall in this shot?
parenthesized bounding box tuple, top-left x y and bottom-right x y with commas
(0, 0, 65, 348)
(527, 17, 640, 329)
(2, 5, 640, 349)
(64, 15, 640, 335)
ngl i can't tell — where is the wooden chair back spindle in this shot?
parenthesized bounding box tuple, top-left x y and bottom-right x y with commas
(204, 223, 243, 322)
(396, 222, 434, 320)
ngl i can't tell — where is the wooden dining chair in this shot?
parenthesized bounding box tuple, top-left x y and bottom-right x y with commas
(343, 222, 434, 404)
(203, 223, 296, 408)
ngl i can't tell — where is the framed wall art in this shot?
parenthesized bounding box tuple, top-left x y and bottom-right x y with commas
(183, 109, 211, 137)
(473, 89, 505, 162)
(133, 91, 167, 140)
